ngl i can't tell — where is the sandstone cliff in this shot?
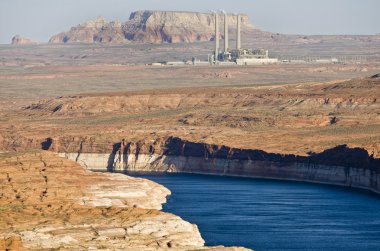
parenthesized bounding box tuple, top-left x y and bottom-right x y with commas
(44, 135, 379, 171)
(11, 35, 37, 45)
(0, 151, 252, 250)
(51, 136, 380, 194)
(49, 11, 254, 44)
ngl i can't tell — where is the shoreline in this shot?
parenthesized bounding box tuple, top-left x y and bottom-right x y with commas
(0, 151, 252, 251)
(57, 148, 380, 195)
(122, 170, 380, 196)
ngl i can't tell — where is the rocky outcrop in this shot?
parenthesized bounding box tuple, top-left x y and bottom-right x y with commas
(11, 35, 37, 45)
(50, 136, 380, 194)
(24, 75, 380, 119)
(49, 11, 254, 44)
(0, 151, 251, 250)
(49, 16, 125, 43)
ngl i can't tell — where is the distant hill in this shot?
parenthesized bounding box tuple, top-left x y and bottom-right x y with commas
(49, 10, 254, 44)
(11, 35, 38, 45)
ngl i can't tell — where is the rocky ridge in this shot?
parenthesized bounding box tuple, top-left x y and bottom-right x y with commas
(3, 76, 377, 194)
(49, 11, 253, 44)
(0, 151, 251, 250)
(22, 76, 380, 156)
(26, 79, 379, 118)
(48, 135, 380, 194)
(46, 136, 379, 171)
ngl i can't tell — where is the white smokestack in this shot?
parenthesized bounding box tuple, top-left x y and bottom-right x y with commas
(215, 13, 219, 62)
(237, 14, 241, 50)
(224, 13, 228, 53)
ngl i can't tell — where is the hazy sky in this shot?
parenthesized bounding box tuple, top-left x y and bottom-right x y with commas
(1, 0, 379, 44)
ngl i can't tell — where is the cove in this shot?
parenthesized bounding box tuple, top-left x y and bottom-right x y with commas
(126, 172, 380, 251)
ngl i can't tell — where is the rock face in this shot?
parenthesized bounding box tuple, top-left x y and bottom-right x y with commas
(50, 136, 380, 194)
(49, 11, 254, 44)
(11, 35, 37, 45)
(0, 151, 251, 250)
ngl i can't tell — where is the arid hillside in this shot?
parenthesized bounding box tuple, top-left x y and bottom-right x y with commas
(1, 74, 379, 159)
(1, 38, 379, 249)
(2, 7, 380, 250)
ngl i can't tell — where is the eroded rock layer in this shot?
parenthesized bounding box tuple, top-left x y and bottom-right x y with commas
(0, 151, 251, 250)
(49, 135, 380, 194)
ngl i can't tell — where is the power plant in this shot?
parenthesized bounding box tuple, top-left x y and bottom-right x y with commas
(211, 12, 278, 65)
(151, 12, 361, 67)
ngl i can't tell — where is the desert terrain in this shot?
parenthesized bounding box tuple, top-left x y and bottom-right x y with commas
(0, 57, 379, 157)
(1, 10, 380, 250)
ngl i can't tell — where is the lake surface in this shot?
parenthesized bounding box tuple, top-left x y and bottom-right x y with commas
(126, 173, 380, 251)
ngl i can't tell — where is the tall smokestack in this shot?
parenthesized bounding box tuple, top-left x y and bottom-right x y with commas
(224, 13, 228, 53)
(237, 14, 241, 50)
(215, 13, 219, 62)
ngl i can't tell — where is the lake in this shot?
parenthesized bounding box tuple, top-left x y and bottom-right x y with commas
(126, 173, 380, 251)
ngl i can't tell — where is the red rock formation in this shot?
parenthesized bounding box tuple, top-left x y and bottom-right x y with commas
(49, 11, 254, 44)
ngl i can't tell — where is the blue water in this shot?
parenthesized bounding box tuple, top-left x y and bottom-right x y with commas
(126, 173, 380, 251)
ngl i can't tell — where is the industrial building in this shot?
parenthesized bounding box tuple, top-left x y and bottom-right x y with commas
(211, 13, 278, 65)
(153, 12, 356, 67)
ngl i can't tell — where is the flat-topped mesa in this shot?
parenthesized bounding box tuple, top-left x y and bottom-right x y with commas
(125, 10, 253, 43)
(49, 10, 254, 44)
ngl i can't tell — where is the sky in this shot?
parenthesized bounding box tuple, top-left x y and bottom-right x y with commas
(0, 0, 379, 44)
